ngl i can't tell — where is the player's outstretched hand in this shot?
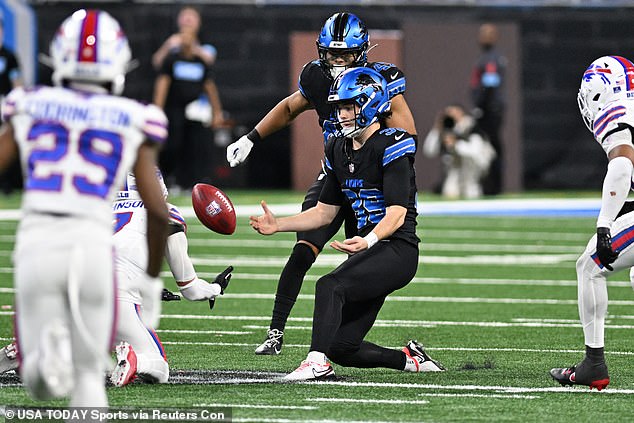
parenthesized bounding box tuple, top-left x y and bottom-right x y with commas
(330, 236, 368, 255)
(250, 201, 278, 235)
(596, 227, 619, 271)
(226, 135, 254, 167)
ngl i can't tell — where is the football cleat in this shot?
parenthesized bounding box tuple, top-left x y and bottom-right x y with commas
(284, 359, 335, 381)
(255, 329, 284, 355)
(110, 342, 138, 387)
(0, 341, 19, 373)
(161, 288, 181, 301)
(402, 340, 446, 372)
(39, 321, 73, 397)
(550, 361, 610, 391)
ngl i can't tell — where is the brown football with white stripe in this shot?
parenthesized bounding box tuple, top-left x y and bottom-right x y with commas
(191, 183, 236, 235)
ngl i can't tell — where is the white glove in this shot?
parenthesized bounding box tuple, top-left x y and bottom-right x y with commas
(226, 135, 254, 167)
(179, 277, 222, 301)
(138, 275, 163, 329)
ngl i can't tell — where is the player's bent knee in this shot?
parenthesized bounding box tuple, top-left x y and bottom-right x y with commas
(327, 343, 359, 366)
(297, 240, 320, 258)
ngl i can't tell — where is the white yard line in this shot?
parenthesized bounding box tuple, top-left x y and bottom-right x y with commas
(310, 381, 634, 394)
(189, 254, 580, 268)
(311, 398, 429, 405)
(194, 403, 317, 410)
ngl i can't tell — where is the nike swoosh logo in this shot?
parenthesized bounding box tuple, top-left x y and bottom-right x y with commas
(390, 72, 399, 80)
(312, 367, 332, 378)
(395, 134, 404, 141)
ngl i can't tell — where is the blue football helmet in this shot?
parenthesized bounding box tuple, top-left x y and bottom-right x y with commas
(317, 12, 369, 78)
(327, 67, 390, 138)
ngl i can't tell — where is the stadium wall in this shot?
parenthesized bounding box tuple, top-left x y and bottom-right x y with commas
(33, 3, 629, 191)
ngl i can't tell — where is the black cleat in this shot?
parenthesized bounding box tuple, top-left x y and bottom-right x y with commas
(255, 329, 284, 355)
(161, 288, 181, 301)
(550, 360, 610, 391)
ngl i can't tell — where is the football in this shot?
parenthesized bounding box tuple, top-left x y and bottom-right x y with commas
(191, 183, 236, 235)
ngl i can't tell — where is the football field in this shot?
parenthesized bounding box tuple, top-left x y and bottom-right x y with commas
(1, 191, 633, 422)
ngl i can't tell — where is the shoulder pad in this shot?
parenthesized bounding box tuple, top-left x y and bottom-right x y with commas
(1, 86, 26, 121)
(141, 104, 169, 145)
(167, 203, 187, 233)
(369, 62, 406, 98)
(379, 128, 416, 167)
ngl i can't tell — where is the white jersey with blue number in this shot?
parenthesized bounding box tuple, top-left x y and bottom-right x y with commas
(2, 86, 167, 227)
(113, 196, 185, 302)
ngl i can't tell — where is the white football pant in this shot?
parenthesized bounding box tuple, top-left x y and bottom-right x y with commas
(114, 299, 169, 383)
(576, 211, 634, 348)
(15, 215, 114, 406)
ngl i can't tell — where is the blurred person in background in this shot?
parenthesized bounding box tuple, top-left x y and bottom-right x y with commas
(470, 23, 506, 195)
(153, 12, 225, 193)
(422, 104, 496, 199)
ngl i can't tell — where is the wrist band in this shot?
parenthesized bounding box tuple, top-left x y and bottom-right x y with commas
(247, 129, 262, 143)
(363, 232, 379, 249)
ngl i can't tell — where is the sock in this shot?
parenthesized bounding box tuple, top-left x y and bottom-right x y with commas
(270, 243, 316, 331)
(585, 345, 605, 364)
(307, 351, 327, 364)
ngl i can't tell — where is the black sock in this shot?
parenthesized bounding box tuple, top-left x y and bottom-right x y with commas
(270, 243, 316, 331)
(585, 345, 605, 364)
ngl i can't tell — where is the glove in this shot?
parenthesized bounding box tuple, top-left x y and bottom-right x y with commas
(179, 277, 221, 301)
(226, 135, 254, 167)
(209, 266, 233, 310)
(138, 275, 163, 328)
(596, 227, 619, 271)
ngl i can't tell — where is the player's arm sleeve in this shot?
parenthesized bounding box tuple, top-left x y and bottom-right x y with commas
(382, 134, 417, 207)
(165, 231, 197, 283)
(597, 154, 634, 229)
(383, 157, 413, 208)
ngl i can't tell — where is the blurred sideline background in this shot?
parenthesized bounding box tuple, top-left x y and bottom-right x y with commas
(4, 0, 630, 195)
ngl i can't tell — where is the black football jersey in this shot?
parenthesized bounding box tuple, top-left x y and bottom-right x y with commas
(298, 61, 407, 130)
(320, 127, 419, 246)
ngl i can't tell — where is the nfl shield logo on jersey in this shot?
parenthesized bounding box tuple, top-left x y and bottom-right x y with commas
(348, 162, 355, 173)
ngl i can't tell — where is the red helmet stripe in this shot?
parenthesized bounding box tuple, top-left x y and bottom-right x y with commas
(611, 55, 634, 92)
(78, 10, 99, 63)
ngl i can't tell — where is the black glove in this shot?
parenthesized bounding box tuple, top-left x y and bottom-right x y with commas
(161, 288, 181, 301)
(209, 266, 233, 310)
(596, 227, 619, 271)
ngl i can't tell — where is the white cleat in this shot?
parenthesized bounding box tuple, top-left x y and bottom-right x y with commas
(284, 359, 335, 381)
(403, 340, 446, 372)
(39, 321, 73, 397)
(110, 342, 138, 387)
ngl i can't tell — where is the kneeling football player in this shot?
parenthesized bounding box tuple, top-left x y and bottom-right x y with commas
(110, 171, 233, 386)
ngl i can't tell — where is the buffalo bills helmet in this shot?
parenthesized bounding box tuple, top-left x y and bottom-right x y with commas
(50, 9, 131, 95)
(578, 55, 634, 131)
